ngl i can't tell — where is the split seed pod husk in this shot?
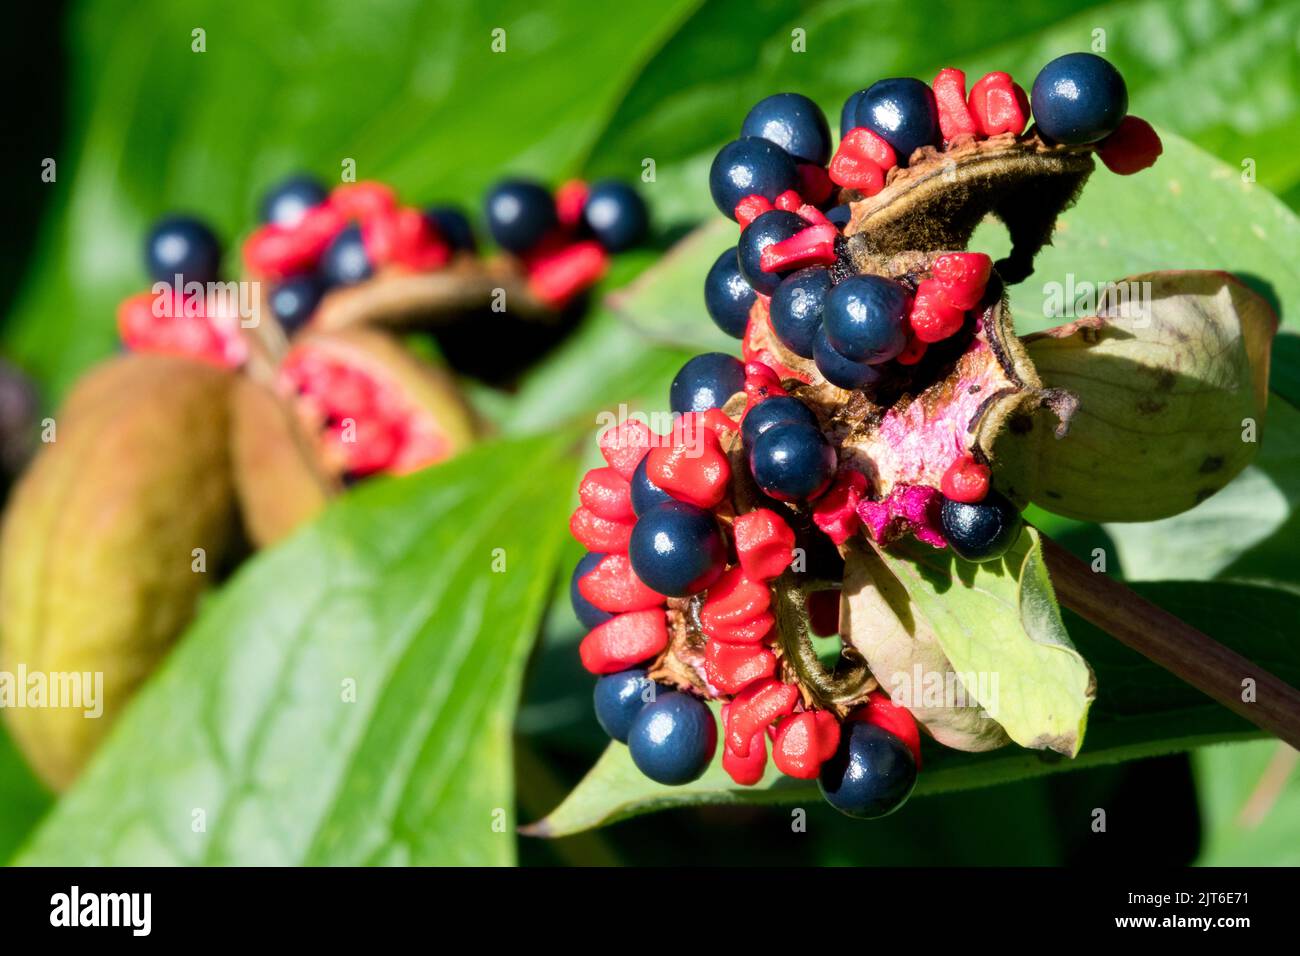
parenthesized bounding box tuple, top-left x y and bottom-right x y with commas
(231, 327, 479, 548)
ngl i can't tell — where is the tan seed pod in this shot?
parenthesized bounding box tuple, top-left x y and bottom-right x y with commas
(0, 354, 238, 790)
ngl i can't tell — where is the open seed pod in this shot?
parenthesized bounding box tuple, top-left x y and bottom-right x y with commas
(0, 355, 238, 789)
(231, 327, 479, 547)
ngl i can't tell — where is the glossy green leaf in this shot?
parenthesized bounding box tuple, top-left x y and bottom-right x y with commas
(529, 581, 1300, 837)
(15, 434, 578, 865)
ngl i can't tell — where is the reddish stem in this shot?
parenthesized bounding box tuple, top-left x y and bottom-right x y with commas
(1039, 533, 1300, 750)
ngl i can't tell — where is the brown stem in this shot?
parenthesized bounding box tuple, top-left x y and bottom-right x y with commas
(1039, 533, 1300, 750)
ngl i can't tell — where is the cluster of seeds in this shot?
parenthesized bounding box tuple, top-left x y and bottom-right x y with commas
(115, 173, 650, 479)
(483, 177, 648, 306)
(570, 384, 926, 815)
(571, 54, 1153, 816)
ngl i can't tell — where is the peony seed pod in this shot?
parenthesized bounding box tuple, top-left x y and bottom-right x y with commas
(0, 354, 238, 790)
(997, 271, 1276, 522)
(231, 327, 479, 547)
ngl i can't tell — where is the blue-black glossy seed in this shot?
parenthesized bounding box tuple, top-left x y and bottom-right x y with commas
(748, 422, 837, 502)
(484, 179, 557, 253)
(704, 247, 756, 339)
(582, 180, 649, 252)
(1030, 52, 1128, 145)
(259, 174, 328, 228)
(741, 92, 832, 166)
(818, 721, 917, 819)
(737, 209, 806, 296)
(813, 325, 883, 391)
(741, 395, 820, 448)
(770, 267, 832, 358)
(709, 137, 799, 220)
(627, 691, 717, 785)
(669, 352, 746, 415)
(145, 215, 221, 285)
(854, 77, 940, 167)
(629, 501, 727, 597)
(319, 224, 373, 286)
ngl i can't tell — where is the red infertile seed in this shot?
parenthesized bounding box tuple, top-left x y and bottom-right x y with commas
(555, 179, 590, 229)
(940, 456, 991, 503)
(774, 189, 804, 212)
(759, 223, 838, 273)
(578, 609, 668, 675)
(908, 278, 966, 343)
(1097, 115, 1163, 175)
(772, 710, 841, 779)
(931, 252, 992, 310)
(735, 194, 774, 227)
(526, 239, 608, 308)
(725, 679, 799, 757)
(852, 691, 922, 767)
(968, 72, 1029, 137)
(933, 67, 978, 141)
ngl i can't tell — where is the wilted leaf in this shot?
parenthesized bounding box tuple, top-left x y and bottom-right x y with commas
(871, 528, 1094, 756)
(1105, 395, 1300, 588)
(840, 540, 1008, 752)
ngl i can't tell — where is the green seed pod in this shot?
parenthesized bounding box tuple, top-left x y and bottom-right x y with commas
(0, 355, 238, 789)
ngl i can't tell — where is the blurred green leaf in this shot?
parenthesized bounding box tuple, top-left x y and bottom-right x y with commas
(529, 580, 1299, 836)
(5, 0, 701, 400)
(16, 434, 577, 865)
(504, 308, 698, 435)
(1194, 739, 1300, 866)
(0, 724, 51, 863)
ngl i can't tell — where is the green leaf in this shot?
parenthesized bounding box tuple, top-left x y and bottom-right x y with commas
(16, 434, 578, 865)
(996, 130, 1300, 343)
(504, 308, 698, 436)
(5, 0, 700, 400)
(529, 581, 1300, 837)
(1194, 739, 1300, 866)
(873, 528, 1094, 756)
(0, 724, 51, 863)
